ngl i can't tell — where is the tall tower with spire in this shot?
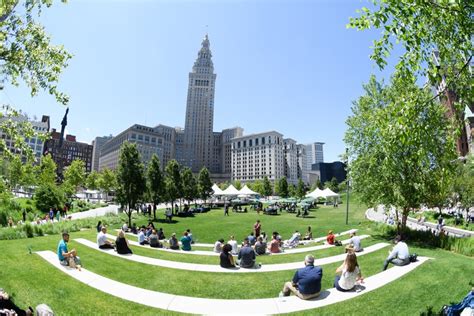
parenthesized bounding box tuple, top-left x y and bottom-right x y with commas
(184, 34, 217, 172)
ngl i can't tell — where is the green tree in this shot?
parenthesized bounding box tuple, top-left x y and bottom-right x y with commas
(6, 155, 23, 191)
(218, 181, 229, 190)
(146, 154, 164, 219)
(62, 160, 86, 197)
(86, 171, 100, 191)
(296, 178, 306, 199)
(1, 1, 71, 159)
(115, 142, 146, 227)
(288, 184, 296, 197)
(181, 167, 197, 204)
(277, 177, 289, 198)
(21, 161, 36, 189)
(233, 180, 242, 190)
(98, 168, 116, 202)
(311, 179, 322, 191)
(348, 1, 473, 151)
(165, 160, 182, 214)
(453, 154, 474, 219)
(324, 177, 339, 193)
(345, 75, 457, 229)
(37, 154, 57, 185)
(262, 176, 273, 197)
(248, 180, 264, 196)
(34, 183, 65, 213)
(197, 167, 213, 204)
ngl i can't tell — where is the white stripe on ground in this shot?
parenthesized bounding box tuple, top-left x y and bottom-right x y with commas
(35, 251, 430, 314)
(74, 238, 389, 273)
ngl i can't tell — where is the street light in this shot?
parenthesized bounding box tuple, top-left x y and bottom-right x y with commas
(345, 148, 349, 225)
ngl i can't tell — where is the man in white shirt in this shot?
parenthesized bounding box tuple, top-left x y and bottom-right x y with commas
(97, 226, 114, 249)
(346, 231, 363, 253)
(213, 239, 224, 253)
(228, 235, 238, 255)
(383, 235, 410, 270)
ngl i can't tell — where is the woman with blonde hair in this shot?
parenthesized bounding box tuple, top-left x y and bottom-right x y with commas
(115, 230, 133, 254)
(334, 252, 363, 292)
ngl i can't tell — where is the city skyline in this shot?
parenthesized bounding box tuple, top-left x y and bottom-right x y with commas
(0, 0, 397, 162)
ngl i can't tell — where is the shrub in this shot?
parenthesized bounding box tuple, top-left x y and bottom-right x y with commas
(24, 223, 34, 238)
(34, 184, 65, 213)
(373, 222, 474, 257)
(0, 210, 7, 227)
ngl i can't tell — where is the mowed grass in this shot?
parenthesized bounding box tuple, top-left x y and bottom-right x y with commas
(0, 195, 472, 315)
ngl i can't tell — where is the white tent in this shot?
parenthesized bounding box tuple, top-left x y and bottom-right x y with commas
(306, 188, 325, 199)
(212, 184, 224, 195)
(238, 185, 259, 196)
(322, 188, 340, 198)
(221, 184, 241, 196)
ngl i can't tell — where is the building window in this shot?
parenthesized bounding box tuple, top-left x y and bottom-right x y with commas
(131, 134, 136, 139)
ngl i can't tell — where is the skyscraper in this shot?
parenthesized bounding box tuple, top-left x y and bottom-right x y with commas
(184, 34, 216, 172)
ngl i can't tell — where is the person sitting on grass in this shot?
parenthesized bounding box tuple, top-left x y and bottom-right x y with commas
(138, 227, 149, 245)
(220, 243, 236, 268)
(57, 232, 81, 269)
(286, 230, 301, 248)
(382, 235, 410, 271)
(238, 238, 260, 268)
(115, 230, 133, 255)
(326, 230, 338, 245)
(130, 223, 138, 234)
(268, 233, 281, 254)
(303, 226, 313, 240)
(280, 254, 322, 300)
(157, 228, 166, 240)
(181, 231, 192, 251)
(149, 229, 163, 248)
(334, 252, 364, 292)
(121, 222, 129, 232)
(213, 238, 225, 253)
(345, 231, 363, 253)
(247, 232, 256, 246)
(0, 289, 35, 316)
(254, 236, 267, 255)
(186, 229, 194, 244)
(97, 226, 115, 249)
(169, 233, 180, 250)
(228, 235, 238, 255)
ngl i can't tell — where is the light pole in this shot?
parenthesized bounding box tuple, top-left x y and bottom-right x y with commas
(345, 148, 349, 225)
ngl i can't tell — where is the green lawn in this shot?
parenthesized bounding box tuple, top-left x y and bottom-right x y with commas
(0, 196, 472, 315)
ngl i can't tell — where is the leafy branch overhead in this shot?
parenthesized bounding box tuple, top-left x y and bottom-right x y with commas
(348, 0, 473, 109)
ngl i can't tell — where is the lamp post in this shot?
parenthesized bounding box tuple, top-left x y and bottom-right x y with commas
(345, 148, 349, 225)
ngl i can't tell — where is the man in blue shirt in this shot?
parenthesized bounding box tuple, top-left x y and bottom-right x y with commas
(237, 238, 259, 268)
(181, 231, 192, 251)
(281, 254, 322, 300)
(57, 232, 81, 268)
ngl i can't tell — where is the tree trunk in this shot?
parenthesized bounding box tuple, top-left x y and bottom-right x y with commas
(127, 203, 132, 227)
(153, 202, 156, 220)
(401, 207, 408, 231)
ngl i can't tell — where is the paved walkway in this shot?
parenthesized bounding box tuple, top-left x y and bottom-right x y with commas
(36, 250, 429, 314)
(105, 234, 370, 256)
(70, 205, 119, 220)
(366, 207, 473, 237)
(74, 238, 389, 273)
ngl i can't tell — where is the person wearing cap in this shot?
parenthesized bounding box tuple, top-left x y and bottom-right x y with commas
(382, 235, 410, 270)
(345, 231, 363, 253)
(169, 233, 180, 250)
(97, 226, 115, 249)
(57, 232, 81, 268)
(281, 254, 323, 300)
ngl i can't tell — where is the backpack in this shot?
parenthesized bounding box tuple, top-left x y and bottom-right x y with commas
(409, 253, 418, 262)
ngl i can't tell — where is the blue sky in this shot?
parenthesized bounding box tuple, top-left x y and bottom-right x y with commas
(2, 0, 396, 162)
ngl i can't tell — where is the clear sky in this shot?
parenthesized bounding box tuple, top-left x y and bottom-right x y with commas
(2, 0, 396, 162)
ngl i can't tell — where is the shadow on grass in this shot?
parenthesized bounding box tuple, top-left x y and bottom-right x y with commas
(149, 219, 180, 224)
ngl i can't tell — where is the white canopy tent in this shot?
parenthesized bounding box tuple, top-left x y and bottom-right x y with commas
(238, 185, 259, 196)
(305, 188, 325, 199)
(221, 184, 241, 196)
(322, 188, 340, 198)
(212, 184, 224, 196)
